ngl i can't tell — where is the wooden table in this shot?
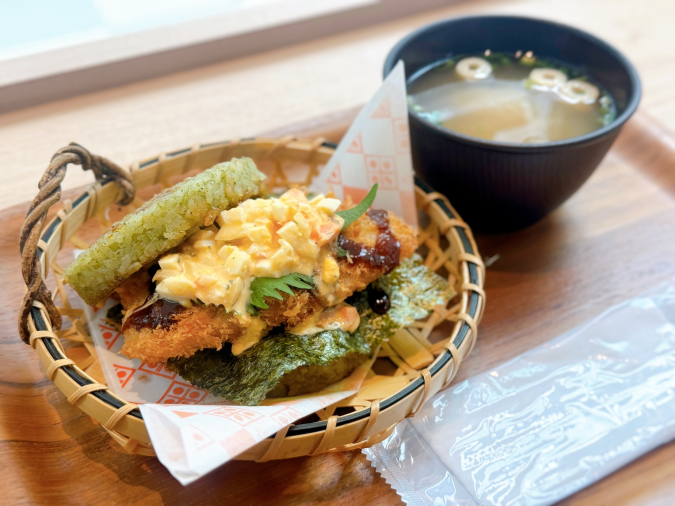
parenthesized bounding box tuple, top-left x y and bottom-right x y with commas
(4, 1, 675, 505)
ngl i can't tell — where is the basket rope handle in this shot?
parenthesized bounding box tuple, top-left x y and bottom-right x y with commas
(18, 143, 135, 343)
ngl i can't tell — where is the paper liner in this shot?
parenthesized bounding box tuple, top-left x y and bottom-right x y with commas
(310, 61, 417, 229)
(141, 357, 375, 485)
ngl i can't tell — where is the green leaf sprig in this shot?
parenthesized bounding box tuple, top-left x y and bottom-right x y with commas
(250, 273, 314, 309)
(335, 184, 378, 229)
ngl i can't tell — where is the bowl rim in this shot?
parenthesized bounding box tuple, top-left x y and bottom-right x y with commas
(383, 14, 642, 152)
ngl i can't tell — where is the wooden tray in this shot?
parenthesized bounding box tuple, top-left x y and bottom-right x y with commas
(3, 110, 675, 505)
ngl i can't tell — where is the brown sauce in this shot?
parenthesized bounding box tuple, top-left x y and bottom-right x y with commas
(123, 298, 185, 332)
(337, 209, 401, 273)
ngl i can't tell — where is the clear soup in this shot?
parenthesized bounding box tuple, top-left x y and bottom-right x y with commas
(408, 53, 615, 144)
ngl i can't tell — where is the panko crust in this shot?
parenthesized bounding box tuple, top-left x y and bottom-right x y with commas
(121, 305, 246, 365)
(259, 290, 325, 328)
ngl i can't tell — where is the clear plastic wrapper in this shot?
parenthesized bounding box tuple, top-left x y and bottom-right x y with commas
(365, 283, 675, 505)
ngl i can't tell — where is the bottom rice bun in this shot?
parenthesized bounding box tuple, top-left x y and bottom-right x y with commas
(70, 159, 455, 405)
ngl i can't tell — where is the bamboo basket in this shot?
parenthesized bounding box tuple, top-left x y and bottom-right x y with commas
(18, 138, 485, 460)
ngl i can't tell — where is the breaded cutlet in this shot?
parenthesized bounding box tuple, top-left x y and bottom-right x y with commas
(117, 209, 417, 364)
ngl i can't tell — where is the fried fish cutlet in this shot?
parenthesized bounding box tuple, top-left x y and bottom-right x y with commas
(334, 209, 417, 301)
(121, 304, 246, 365)
(114, 271, 244, 364)
(116, 209, 417, 365)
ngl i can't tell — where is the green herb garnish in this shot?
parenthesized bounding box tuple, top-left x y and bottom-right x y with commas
(250, 273, 314, 309)
(335, 184, 378, 229)
(337, 246, 349, 258)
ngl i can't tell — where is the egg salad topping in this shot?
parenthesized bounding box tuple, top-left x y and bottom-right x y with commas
(153, 188, 344, 318)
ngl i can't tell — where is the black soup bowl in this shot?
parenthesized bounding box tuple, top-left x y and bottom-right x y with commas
(384, 16, 641, 233)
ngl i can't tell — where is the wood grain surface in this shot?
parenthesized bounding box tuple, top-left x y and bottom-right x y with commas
(3, 109, 675, 506)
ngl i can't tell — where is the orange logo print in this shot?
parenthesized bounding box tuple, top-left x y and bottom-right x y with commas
(171, 410, 198, 419)
(326, 163, 342, 185)
(364, 155, 398, 190)
(99, 324, 122, 350)
(113, 364, 136, 388)
(205, 407, 264, 426)
(370, 97, 392, 119)
(346, 132, 364, 154)
(158, 380, 207, 404)
(393, 118, 410, 154)
(187, 424, 214, 452)
(139, 362, 177, 379)
(271, 407, 302, 426)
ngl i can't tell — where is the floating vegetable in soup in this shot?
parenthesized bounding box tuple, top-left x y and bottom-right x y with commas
(408, 52, 615, 143)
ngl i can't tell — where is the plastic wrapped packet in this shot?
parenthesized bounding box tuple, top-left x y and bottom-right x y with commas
(364, 283, 675, 506)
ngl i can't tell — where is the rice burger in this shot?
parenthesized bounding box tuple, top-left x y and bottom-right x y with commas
(65, 158, 453, 405)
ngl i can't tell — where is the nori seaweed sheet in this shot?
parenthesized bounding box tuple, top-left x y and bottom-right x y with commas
(270, 351, 369, 398)
(368, 254, 456, 329)
(166, 254, 454, 405)
(168, 328, 371, 405)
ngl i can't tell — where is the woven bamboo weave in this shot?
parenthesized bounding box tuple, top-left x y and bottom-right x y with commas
(18, 138, 484, 460)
